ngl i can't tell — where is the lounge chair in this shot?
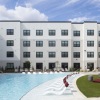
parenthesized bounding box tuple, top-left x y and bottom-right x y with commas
(61, 68, 64, 72)
(38, 72, 42, 74)
(87, 69, 90, 72)
(22, 72, 25, 74)
(15, 68, 18, 73)
(25, 68, 28, 73)
(20, 68, 24, 72)
(54, 68, 58, 73)
(65, 68, 68, 72)
(43, 87, 67, 95)
(92, 69, 96, 72)
(33, 72, 36, 74)
(27, 72, 31, 74)
(45, 83, 64, 91)
(50, 71, 54, 74)
(29, 68, 33, 73)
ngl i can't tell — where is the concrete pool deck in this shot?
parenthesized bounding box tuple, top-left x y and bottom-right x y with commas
(21, 72, 100, 100)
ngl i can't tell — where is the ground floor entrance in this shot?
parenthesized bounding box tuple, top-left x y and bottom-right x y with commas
(87, 63, 94, 71)
(61, 63, 68, 70)
(5, 63, 14, 72)
(74, 63, 80, 70)
(36, 63, 43, 70)
(49, 63, 55, 70)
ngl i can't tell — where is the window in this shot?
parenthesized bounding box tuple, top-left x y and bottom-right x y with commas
(61, 30, 68, 36)
(49, 41, 56, 47)
(98, 41, 100, 47)
(87, 41, 94, 47)
(87, 30, 94, 36)
(87, 52, 94, 58)
(23, 52, 30, 58)
(36, 41, 43, 47)
(7, 51, 14, 57)
(61, 52, 68, 57)
(73, 41, 80, 47)
(73, 52, 80, 58)
(36, 52, 43, 58)
(98, 52, 100, 58)
(61, 41, 68, 47)
(36, 30, 43, 36)
(6, 63, 14, 69)
(7, 40, 14, 46)
(98, 31, 100, 36)
(23, 41, 30, 47)
(49, 30, 55, 36)
(23, 30, 30, 36)
(49, 52, 55, 58)
(73, 31, 80, 36)
(7, 29, 14, 35)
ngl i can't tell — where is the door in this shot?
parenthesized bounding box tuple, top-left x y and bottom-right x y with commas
(74, 63, 80, 70)
(87, 63, 94, 71)
(36, 63, 43, 70)
(49, 63, 55, 70)
(61, 63, 68, 70)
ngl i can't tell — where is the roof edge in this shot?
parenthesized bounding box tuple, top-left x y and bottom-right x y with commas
(0, 20, 21, 22)
(0, 20, 100, 24)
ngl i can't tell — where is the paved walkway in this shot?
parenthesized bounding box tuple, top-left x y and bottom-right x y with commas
(21, 72, 100, 100)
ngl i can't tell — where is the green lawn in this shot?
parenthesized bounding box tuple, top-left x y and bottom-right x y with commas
(76, 75, 100, 97)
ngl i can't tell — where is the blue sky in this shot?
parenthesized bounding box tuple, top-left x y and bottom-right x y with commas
(0, 0, 100, 21)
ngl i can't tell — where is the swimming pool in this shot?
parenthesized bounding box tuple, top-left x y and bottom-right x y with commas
(0, 72, 71, 100)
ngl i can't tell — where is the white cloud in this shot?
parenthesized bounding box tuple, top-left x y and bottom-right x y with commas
(89, 0, 100, 7)
(56, 0, 80, 9)
(65, 0, 80, 6)
(15, 0, 47, 7)
(91, 0, 100, 3)
(0, 5, 48, 21)
(68, 17, 89, 22)
(25, 0, 46, 6)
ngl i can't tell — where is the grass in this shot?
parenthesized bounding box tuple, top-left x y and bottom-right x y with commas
(76, 75, 100, 97)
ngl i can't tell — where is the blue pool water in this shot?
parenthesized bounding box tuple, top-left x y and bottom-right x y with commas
(0, 72, 71, 100)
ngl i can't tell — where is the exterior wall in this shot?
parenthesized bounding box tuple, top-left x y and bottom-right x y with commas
(0, 21, 20, 69)
(0, 21, 100, 71)
(20, 22, 72, 70)
(83, 22, 97, 70)
(71, 23, 84, 69)
(97, 24, 100, 67)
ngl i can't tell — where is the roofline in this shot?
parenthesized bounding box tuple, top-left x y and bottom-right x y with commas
(0, 20, 71, 23)
(72, 22, 83, 24)
(84, 21, 97, 23)
(0, 20, 100, 24)
(20, 21, 71, 23)
(0, 20, 21, 22)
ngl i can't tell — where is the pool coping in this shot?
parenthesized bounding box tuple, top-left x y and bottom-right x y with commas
(20, 76, 66, 100)
(21, 72, 85, 100)
(20, 75, 66, 100)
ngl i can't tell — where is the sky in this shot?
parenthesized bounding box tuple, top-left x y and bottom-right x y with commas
(0, 0, 100, 22)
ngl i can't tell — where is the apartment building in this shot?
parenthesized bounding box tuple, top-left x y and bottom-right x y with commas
(0, 20, 100, 71)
